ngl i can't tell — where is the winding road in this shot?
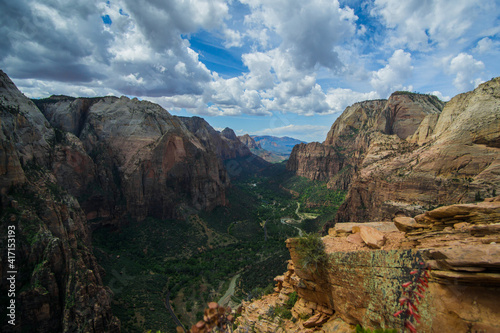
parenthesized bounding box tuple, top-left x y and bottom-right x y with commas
(165, 291, 185, 332)
(280, 202, 305, 237)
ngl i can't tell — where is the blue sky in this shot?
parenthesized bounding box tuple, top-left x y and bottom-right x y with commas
(1, 0, 499, 142)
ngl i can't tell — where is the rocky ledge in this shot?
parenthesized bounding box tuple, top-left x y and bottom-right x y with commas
(236, 198, 500, 332)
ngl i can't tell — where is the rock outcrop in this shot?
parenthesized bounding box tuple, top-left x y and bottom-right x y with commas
(237, 199, 500, 332)
(287, 80, 500, 222)
(35, 95, 232, 222)
(0, 70, 120, 332)
(0, 69, 267, 332)
(180, 118, 251, 161)
(238, 134, 261, 150)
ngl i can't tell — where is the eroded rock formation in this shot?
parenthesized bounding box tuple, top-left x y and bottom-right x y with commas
(238, 134, 290, 163)
(0, 70, 120, 332)
(34, 93, 233, 222)
(238, 134, 261, 150)
(0, 69, 261, 332)
(287, 81, 500, 222)
(236, 199, 500, 332)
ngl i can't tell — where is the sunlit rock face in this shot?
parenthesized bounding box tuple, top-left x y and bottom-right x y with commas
(288, 79, 500, 222)
(0, 69, 260, 332)
(35, 92, 232, 223)
(237, 199, 500, 332)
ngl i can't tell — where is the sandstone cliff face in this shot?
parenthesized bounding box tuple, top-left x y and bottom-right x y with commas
(36, 95, 231, 222)
(0, 70, 119, 332)
(238, 134, 261, 150)
(33, 95, 99, 137)
(338, 79, 500, 222)
(237, 199, 500, 332)
(288, 94, 442, 191)
(0, 71, 53, 190)
(180, 117, 252, 161)
(287, 80, 499, 222)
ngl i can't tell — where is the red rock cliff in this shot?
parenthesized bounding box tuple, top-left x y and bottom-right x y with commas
(237, 199, 500, 332)
(36, 95, 232, 222)
(287, 80, 499, 222)
(0, 70, 120, 332)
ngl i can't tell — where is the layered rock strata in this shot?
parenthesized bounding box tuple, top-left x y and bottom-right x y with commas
(287, 80, 500, 222)
(0, 70, 120, 332)
(237, 199, 500, 332)
(34, 94, 233, 222)
(180, 118, 251, 161)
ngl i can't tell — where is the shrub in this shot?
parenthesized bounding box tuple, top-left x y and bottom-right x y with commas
(285, 291, 298, 309)
(266, 305, 292, 320)
(275, 306, 292, 320)
(296, 233, 328, 272)
(263, 283, 275, 296)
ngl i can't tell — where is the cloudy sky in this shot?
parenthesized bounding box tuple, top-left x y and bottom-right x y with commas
(1, 0, 499, 142)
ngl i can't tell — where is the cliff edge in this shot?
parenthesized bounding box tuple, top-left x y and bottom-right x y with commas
(287, 80, 500, 222)
(0, 70, 120, 332)
(236, 197, 500, 332)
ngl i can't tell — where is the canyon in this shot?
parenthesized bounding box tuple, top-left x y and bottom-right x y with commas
(235, 78, 500, 332)
(288, 81, 499, 222)
(0, 69, 268, 332)
(1, 67, 499, 333)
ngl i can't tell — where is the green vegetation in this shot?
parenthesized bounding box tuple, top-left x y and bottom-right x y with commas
(47, 127, 68, 147)
(393, 91, 422, 96)
(296, 233, 328, 272)
(266, 305, 292, 320)
(65, 294, 75, 309)
(279, 173, 346, 233)
(286, 291, 298, 309)
(93, 193, 296, 331)
(92, 162, 347, 332)
(255, 291, 298, 324)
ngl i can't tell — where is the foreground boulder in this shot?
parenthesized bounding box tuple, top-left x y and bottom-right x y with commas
(237, 199, 500, 332)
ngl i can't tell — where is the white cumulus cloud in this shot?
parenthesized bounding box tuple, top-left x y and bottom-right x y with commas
(241, 0, 358, 71)
(372, 0, 499, 51)
(370, 49, 413, 97)
(445, 53, 485, 91)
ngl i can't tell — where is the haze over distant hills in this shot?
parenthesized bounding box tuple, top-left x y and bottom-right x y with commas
(238, 135, 306, 163)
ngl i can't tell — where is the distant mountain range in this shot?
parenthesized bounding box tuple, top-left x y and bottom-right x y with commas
(238, 135, 306, 163)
